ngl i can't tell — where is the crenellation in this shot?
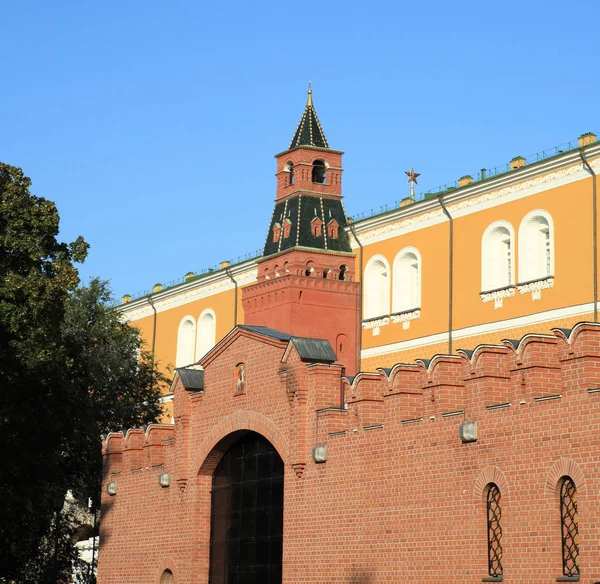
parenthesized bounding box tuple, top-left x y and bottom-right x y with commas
(122, 428, 145, 470)
(102, 432, 124, 480)
(423, 354, 467, 415)
(464, 344, 512, 409)
(144, 424, 175, 468)
(347, 372, 385, 428)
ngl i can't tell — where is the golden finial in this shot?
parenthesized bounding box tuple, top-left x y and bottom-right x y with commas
(307, 79, 313, 106)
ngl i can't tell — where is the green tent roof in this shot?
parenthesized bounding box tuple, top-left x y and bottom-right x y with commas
(289, 90, 329, 150)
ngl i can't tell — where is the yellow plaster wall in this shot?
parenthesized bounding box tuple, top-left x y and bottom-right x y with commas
(358, 172, 597, 356)
(130, 284, 252, 374)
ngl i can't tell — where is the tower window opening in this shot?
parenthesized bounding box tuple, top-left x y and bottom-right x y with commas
(323, 269, 330, 279)
(327, 219, 339, 239)
(285, 161, 294, 185)
(272, 223, 282, 243)
(339, 265, 348, 281)
(305, 266, 314, 277)
(283, 218, 292, 239)
(312, 159, 327, 184)
(311, 217, 323, 237)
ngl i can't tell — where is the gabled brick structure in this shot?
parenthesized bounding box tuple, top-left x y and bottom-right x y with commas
(99, 322, 600, 583)
(98, 93, 600, 583)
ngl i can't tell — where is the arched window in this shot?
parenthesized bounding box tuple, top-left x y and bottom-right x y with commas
(176, 317, 196, 367)
(519, 210, 554, 282)
(364, 256, 390, 318)
(196, 310, 216, 361)
(312, 159, 326, 184)
(339, 264, 347, 281)
(210, 432, 284, 584)
(560, 477, 579, 578)
(392, 247, 421, 312)
(481, 222, 514, 291)
(486, 483, 503, 579)
(285, 161, 294, 185)
(311, 216, 323, 237)
(160, 570, 174, 584)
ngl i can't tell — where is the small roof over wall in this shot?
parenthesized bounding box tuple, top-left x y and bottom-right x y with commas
(175, 367, 204, 391)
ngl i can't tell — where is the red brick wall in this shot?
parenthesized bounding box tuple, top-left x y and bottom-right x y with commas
(99, 323, 600, 583)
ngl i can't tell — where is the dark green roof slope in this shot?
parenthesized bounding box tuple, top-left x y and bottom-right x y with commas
(289, 90, 329, 149)
(263, 194, 352, 257)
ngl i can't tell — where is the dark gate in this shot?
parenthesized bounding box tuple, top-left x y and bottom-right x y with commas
(209, 432, 284, 584)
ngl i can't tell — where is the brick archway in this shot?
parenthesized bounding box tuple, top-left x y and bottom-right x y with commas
(193, 410, 289, 476)
(154, 557, 178, 583)
(473, 466, 510, 506)
(545, 458, 586, 495)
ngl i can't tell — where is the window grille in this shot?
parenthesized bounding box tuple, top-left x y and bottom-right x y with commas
(560, 477, 579, 577)
(209, 432, 284, 584)
(487, 484, 503, 578)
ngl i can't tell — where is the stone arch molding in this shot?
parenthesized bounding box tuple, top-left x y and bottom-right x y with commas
(545, 458, 586, 495)
(155, 557, 179, 583)
(193, 410, 289, 476)
(473, 466, 509, 506)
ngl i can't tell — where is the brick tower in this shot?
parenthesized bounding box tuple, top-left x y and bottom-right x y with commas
(242, 89, 360, 374)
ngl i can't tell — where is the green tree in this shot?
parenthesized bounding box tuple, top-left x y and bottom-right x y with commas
(0, 163, 168, 583)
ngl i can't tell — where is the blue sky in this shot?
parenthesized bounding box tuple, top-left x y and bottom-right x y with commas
(2, 0, 599, 299)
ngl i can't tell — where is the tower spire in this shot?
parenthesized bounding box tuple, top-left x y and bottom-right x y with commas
(289, 85, 329, 150)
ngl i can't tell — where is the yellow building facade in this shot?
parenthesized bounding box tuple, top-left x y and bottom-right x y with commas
(118, 98, 600, 415)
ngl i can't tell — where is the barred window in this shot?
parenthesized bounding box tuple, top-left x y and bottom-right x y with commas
(486, 483, 503, 579)
(560, 477, 579, 578)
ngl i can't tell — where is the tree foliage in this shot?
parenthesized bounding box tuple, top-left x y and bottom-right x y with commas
(0, 162, 168, 582)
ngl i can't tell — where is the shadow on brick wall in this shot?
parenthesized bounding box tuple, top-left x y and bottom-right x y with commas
(347, 567, 376, 582)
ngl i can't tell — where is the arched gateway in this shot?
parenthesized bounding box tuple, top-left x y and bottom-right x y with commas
(209, 431, 284, 584)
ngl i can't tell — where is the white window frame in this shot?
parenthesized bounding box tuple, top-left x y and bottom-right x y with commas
(392, 246, 421, 313)
(176, 316, 196, 368)
(195, 308, 216, 361)
(363, 255, 391, 319)
(518, 210, 554, 283)
(481, 221, 515, 292)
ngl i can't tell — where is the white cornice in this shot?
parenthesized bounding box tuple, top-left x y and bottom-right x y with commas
(348, 145, 600, 247)
(118, 260, 258, 322)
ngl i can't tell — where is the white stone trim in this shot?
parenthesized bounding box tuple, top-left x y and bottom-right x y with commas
(119, 266, 258, 322)
(361, 301, 594, 359)
(390, 308, 421, 329)
(362, 317, 390, 336)
(480, 286, 515, 309)
(516, 276, 554, 300)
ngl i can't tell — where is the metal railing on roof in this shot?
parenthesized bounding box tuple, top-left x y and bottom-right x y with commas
(121, 132, 598, 303)
(125, 248, 262, 303)
(349, 134, 596, 222)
